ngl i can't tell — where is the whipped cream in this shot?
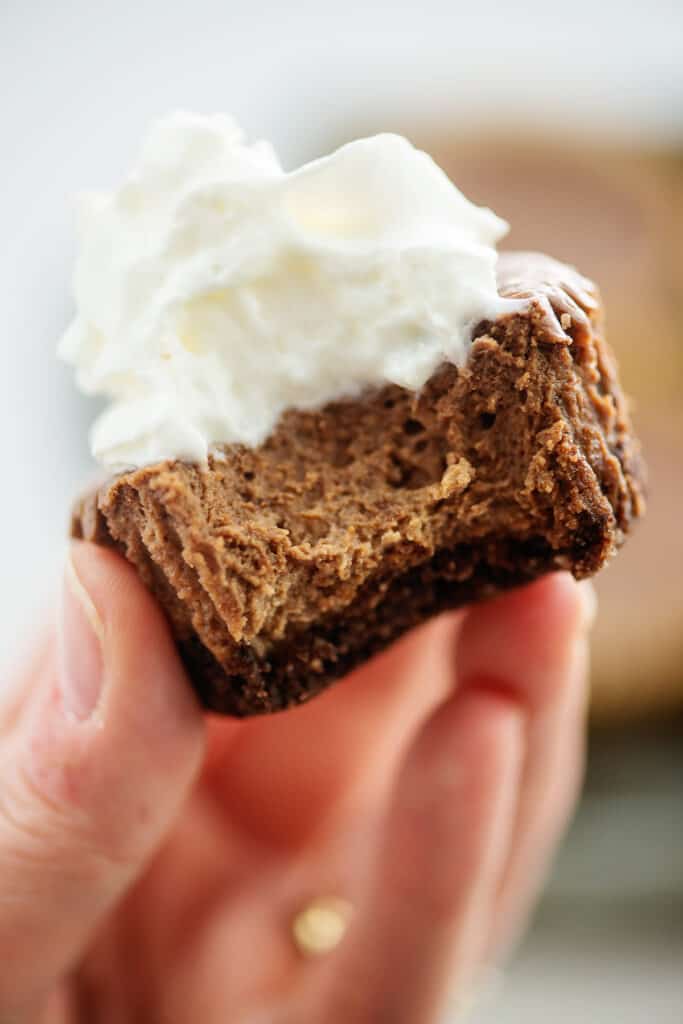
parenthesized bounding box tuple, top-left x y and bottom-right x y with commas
(59, 112, 509, 468)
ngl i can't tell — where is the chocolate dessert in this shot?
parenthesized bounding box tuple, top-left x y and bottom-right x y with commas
(72, 252, 644, 715)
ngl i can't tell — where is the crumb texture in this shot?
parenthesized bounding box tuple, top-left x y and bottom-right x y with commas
(72, 252, 645, 715)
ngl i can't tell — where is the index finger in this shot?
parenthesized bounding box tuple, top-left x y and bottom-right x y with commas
(200, 613, 462, 850)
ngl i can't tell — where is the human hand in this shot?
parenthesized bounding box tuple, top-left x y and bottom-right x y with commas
(0, 543, 592, 1023)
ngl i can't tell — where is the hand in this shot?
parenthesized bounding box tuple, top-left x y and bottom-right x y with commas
(0, 543, 592, 1023)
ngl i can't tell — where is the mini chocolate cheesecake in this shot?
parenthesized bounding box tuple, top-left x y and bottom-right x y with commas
(73, 252, 644, 716)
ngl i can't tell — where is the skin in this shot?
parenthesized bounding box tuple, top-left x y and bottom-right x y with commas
(0, 542, 592, 1023)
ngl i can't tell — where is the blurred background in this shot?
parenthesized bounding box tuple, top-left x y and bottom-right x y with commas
(1, 1, 681, 1020)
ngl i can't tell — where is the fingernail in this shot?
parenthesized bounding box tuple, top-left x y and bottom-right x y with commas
(58, 549, 105, 721)
(577, 580, 598, 631)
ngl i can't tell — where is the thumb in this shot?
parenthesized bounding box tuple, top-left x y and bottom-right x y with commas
(0, 541, 205, 1018)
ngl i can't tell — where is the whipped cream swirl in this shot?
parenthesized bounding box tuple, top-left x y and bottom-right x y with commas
(60, 112, 508, 468)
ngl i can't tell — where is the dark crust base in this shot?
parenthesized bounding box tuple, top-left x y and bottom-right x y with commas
(72, 252, 645, 715)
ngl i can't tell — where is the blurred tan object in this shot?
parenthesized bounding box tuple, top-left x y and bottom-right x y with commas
(292, 897, 354, 957)
(419, 135, 683, 723)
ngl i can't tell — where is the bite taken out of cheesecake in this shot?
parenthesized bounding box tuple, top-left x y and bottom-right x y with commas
(72, 251, 644, 716)
(62, 114, 644, 715)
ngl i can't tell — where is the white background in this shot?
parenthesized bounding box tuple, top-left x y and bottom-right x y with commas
(1, 2, 682, 1020)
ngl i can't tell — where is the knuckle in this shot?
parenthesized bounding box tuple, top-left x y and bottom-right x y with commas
(0, 751, 141, 878)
